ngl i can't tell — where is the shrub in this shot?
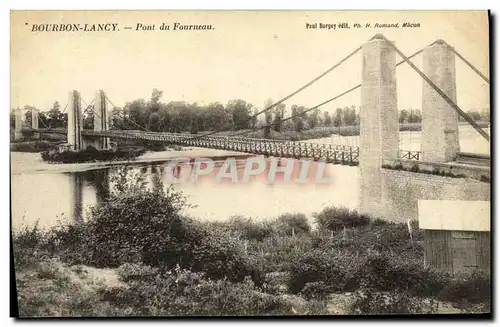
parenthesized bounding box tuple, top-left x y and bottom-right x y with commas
(15, 259, 118, 317)
(437, 270, 491, 308)
(348, 289, 439, 315)
(10, 141, 55, 152)
(225, 215, 275, 241)
(40, 147, 145, 163)
(273, 213, 311, 236)
(109, 264, 293, 316)
(38, 167, 264, 285)
(12, 221, 49, 269)
(313, 206, 370, 232)
(288, 249, 363, 294)
(288, 237, 446, 298)
(246, 235, 313, 273)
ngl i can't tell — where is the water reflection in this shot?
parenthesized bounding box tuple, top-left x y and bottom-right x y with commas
(11, 158, 356, 230)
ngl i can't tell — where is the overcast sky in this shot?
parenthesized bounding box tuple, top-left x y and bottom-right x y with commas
(11, 10, 490, 114)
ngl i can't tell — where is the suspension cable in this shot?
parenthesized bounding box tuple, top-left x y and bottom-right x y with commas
(105, 94, 152, 132)
(231, 85, 361, 137)
(379, 35, 490, 142)
(444, 41, 489, 84)
(229, 46, 425, 139)
(188, 44, 363, 141)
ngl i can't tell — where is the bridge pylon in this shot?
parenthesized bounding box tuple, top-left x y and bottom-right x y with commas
(14, 108, 23, 140)
(358, 35, 400, 218)
(67, 90, 83, 151)
(421, 40, 460, 162)
(31, 108, 39, 130)
(93, 89, 110, 150)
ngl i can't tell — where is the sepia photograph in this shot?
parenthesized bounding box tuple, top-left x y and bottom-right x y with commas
(9, 10, 491, 318)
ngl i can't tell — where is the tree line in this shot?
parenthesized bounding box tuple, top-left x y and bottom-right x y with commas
(10, 88, 490, 133)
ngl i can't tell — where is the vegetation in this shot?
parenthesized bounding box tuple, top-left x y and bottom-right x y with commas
(12, 168, 491, 317)
(11, 87, 489, 145)
(10, 140, 59, 153)
(40, 147, 146, 164)
(381, 162, 490, 183)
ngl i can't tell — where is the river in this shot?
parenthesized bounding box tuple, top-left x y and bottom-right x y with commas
(10, 126, 489, 230)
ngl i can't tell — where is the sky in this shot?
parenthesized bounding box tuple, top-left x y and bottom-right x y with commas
(10, 10, 490, 115)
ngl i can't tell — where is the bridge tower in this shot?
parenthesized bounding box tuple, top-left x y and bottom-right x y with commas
(14, 108, 23, 140)
(358, 34, 400, 217)
(421, 40, 460, 162)
(67, 90, 83, 151)
(31, 108, 39, 129)
(93, 89, 110, 150)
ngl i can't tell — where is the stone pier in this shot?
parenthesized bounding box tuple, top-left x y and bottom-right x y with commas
(67, 90, 83, 151)
(31, 109, 40, 139)
(358, 35, 400, 217)
(93, 90, 110, 150)
(421, 40, 460, 162)
(14, 108, 23, 140)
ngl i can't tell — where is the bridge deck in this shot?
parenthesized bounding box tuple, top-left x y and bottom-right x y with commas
(23, 128, 423, 165)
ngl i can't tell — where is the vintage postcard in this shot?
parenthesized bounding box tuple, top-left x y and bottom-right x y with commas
(10, 10, 491, 317)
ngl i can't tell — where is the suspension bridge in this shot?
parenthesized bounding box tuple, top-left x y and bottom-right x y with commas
(14, 34, 489, 170)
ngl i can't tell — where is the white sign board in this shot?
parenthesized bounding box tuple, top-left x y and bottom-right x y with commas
(418, 200, 490, 231)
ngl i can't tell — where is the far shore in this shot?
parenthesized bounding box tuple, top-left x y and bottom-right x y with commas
(10, 147, 254, 175)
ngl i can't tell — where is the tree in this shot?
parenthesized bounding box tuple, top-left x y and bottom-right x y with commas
(227, 99, 253, 130)
(342, 106, 357, 126)
(251, 108, 258, 129)
(307, 108, 320, 129)
(110, 107, 125, 130)
(399, 109, 409, 124)
(323, 111, 332, 126)
(44, 101, 66, 128)
(82, 109, 94, 129)
(291, 105, 307, 132)
(467, 110, 482, 121)
(272, 103, 285, 132)
(24, 106, 36, 127)
(407, 109, 422, 123)
(480, 108, 490, 122)
(124, 99, 148, 130)
(10, 109, 15, 128)
(206, 102, 228, 130)
(333, 108, 343, 127)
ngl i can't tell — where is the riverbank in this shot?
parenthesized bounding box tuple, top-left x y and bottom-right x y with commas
(12, 172, 491, 317)
(10, 147, 255, 175)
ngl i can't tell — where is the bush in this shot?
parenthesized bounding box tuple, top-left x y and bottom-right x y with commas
(35, 167, 264, 286)
(348, 289, 439, 315)
(224, 216, 275, 241)
(109, 263, 293, 316)
(288, 237, 446, 298)
(313, 206, 370, 232)
(10, 141, 55, 152)
(437, 270, 491, 308)
(273, 213, 311, 236)
(40, 147, 145, 163)
(15, 259, 119, 317)
(288, 249, 363, 294)
(246, 235, 313, 273)
(12, 221, 49, 269)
